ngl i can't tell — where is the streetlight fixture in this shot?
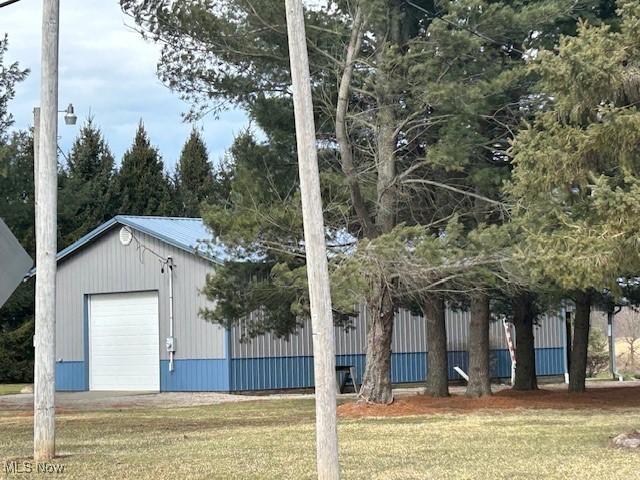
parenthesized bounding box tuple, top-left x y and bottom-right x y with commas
(62, 103, 76, 125)
(33, 102, 77, 199)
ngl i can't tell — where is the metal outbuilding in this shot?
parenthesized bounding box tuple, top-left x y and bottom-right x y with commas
(40, 215, 566, 392)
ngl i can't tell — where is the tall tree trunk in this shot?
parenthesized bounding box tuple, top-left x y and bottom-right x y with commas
(358, 283, 394, 404)
(356, 5, 408, 406)
(512, 293, 538, 391)
(569, 291, 592, 393)
(565, 311, 572, 375)
(357, 34, 399, 405)
(423, 294, 449, 397)
(466, 293, 492, 397)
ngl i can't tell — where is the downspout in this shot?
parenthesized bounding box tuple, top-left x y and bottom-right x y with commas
(167, 257, 176, 373)
(561, 306, 570, 384)
(609, 306, 623, 381)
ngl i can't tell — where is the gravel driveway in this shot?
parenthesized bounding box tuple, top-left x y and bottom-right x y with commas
(0, 390, 320, 411)
(2, 379, 633, 412)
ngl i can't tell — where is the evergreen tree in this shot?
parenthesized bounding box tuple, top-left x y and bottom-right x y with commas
(117, 121, 172, 216)
(0, 38, 33, 382)
(175, 128, 214, 217)
(0, 132, 35, 329)
(0, 132, 35, 382)
(509, 1, 640, 392)
(123, 0, 586, 403)
(59, 118, 118, 245)
(0, 35, 28, 140)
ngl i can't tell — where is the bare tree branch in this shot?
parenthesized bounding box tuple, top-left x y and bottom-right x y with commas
(403, 178, 508, 208)
(334, 4, 377, 237)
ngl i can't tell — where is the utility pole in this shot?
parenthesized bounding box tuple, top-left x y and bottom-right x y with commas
(284, 1, 340, 478)
(34, 0, 59, 461)
(33, 107, 40, 213)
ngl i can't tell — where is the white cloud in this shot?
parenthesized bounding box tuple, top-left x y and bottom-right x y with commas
(0, 0, 248, 169)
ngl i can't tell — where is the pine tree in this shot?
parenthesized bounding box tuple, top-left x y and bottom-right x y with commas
(0, 133, 35, 382)
(0, 35, 28, 140)
(117, 121, 172, 216)
(509, 1, 640, 392)
(175, 128, 214, 217)
(122, 0, 588, 403)
(59, 118, 117, 245)
(0, 132, 35, 328)
(0, 37, 31, 347)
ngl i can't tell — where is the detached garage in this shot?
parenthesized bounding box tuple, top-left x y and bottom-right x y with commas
(50, 215, 229, 392)
(44, 215, 567, 392)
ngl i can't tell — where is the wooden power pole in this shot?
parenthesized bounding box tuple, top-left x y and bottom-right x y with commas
(34, 0, 60, 461)
(284, 1, 340, 478)
(33, 107, 40, 214)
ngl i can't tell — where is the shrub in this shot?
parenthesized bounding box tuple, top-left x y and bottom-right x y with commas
(586, 329, 609, 378)
(0, 319, 34, 383)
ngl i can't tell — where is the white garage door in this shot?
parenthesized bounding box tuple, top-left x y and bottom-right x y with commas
(89, 291, 160, 391)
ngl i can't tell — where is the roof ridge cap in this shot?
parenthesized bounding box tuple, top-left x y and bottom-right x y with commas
(117, 215, 204, 221)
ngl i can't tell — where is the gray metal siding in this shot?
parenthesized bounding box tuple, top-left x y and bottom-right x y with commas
(392, 309, 425, 353)
(534, 314, 565, 349)
(231, 312, 314, 358)
(446, 309, 469, 351)
(336, 310, 367, 355)
(231, 306, 565, 359)
(56, 226, 224, 362)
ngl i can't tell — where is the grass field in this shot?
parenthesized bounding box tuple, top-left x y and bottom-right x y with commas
(1, 398, 639, 479)
(0, 384, 28, 396)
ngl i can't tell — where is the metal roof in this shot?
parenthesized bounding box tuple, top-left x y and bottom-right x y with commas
(117, 215, 226, 262)
(28, 216, 226, 277)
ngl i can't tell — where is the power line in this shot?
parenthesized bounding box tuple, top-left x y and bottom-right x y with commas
(404, 0, 524, 56)
(0, 0, 23, 9)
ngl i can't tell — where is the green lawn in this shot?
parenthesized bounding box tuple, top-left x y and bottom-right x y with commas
(0, 384, 28, 396)
(1, 399, 639, 479)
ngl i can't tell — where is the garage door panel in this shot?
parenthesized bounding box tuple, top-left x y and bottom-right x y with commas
(90, 333, 158, 343)
(89, 291, 160, 391)
(90, 352, 159, 362)
(90, 378, 160, 391)
(91, 311, 157, 319)
(90, 357, 160, 367)
(91, 311, 158, 321)
(90, 335, 159, 344)
(91, 321, 156, 329)
(91, 331, 158, 341)
(90, 341, 159, 351)
(91, 365, 159, 375)
(91, 312, 158, 321)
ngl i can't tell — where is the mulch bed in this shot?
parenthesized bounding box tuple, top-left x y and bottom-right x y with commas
(337, 385, 640, 418)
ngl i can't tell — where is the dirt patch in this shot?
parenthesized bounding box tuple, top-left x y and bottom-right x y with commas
(338, 385, 640, 418)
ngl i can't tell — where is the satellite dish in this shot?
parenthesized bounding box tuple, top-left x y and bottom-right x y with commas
(119, 227, 133, 246)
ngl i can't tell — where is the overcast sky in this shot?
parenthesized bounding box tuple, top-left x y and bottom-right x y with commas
(0, 0, 248, 170)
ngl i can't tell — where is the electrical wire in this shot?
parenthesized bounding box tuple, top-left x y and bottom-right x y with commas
(128, 228, 170, 269)
(0, 0, 23, 9)
(404, 0, 524, 55)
